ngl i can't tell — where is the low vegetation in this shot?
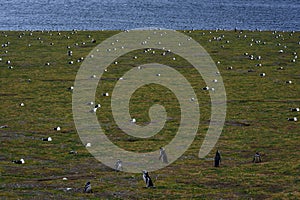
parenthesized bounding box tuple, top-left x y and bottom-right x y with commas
(0, 30, 299, 199)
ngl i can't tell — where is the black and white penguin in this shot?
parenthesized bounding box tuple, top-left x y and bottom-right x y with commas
(287, 117, 298, 122)
(203, 86, 210, 90)
(12, 158, 25, 164)
(214, 150, 221, 167)
(290, 108, 300, 112)
(252, 152, 262, 163)
(95, 104, 101, 108)
(84, 181, 92, 193)
(0, 125, 8, 129)
(69, 150, 78, 155)
(115, 159, 123, 171)
(42, 137, 52, 141)
(54, 126, 61, 131)
(142, 170, 154, 188)
(159, 147, 168, 164)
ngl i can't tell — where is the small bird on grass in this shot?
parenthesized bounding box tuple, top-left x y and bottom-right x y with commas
(142, 170, 154, 188)
(84, 181, 93, 193)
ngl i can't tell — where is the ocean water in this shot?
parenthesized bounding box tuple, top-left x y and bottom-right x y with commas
(0, 0, 299, 31)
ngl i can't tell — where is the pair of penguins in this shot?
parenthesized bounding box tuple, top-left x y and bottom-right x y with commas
(214, 150, 262, 167)
(83, 170, 154, 193)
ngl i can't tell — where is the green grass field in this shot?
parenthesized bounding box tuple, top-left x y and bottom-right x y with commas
(0, 30, 299, 199)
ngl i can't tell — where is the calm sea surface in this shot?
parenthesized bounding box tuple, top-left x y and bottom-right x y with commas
(0, 0, 299, 31)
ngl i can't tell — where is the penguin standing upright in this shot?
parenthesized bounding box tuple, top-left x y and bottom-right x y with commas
(115, 159, 123, 171)
(142, 170, 154, 188)
(83, 181, 92, 193)
(159, 147, 168, 163)
(252, 152, 262, 163)
(214, 150, 221, 167)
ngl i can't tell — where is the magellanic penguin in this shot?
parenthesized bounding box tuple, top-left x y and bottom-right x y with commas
(253, 152, 262, 163)
(115, 159, 123, 171)
(84, 181, 92, 193)
(159, 147, 168, 163)
(214, 150, 221, 167)
(142, 170, 154, 188)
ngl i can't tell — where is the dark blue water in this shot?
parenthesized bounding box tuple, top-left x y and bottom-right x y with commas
(0, 0, 299, 31)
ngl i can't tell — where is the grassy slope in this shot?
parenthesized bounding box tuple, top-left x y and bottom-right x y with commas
(0, 30, 299, 199)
